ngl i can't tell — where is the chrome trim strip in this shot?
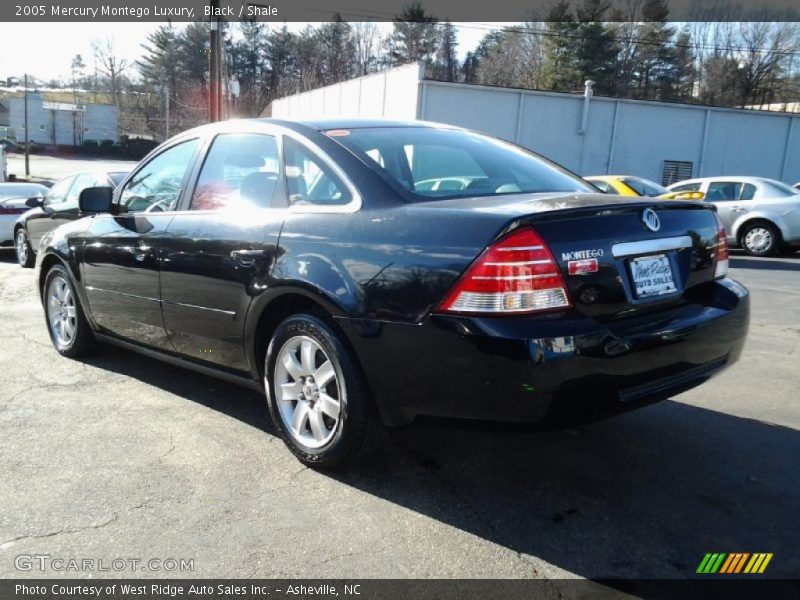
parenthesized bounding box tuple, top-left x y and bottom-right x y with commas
(612, 236, 693, 258)
(85, 287, 236, 316)
(162, 300, 236, 317)
(85, 286, 159, 303)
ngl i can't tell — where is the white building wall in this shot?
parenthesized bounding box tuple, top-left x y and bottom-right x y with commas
(271, 63, 422, 121)
(271, 63, 800, 185)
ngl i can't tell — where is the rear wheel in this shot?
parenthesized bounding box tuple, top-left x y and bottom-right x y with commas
(43, 265, 96, 357)
(740, 222, 779, 256)
(265, 314, 382, 468)
(15, 228, 34, 268)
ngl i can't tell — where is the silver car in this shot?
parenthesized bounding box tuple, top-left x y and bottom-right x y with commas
(667, 176, 800, 256)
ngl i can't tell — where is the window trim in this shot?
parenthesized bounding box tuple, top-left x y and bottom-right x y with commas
(114, 136, 202, 214)
(281, 133, 362, 214)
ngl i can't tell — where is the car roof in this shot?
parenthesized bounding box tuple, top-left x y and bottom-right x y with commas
(670, 176, 768, 185)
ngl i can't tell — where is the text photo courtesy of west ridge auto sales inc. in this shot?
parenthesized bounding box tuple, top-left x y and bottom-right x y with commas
(0, 0, 799, 599)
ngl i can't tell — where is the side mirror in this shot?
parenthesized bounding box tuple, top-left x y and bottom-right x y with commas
(79, 186, 113, 214)
(25, 197, 43, 208)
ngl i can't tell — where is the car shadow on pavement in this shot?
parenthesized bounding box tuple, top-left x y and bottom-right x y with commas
(82, 345, 800, 580)
(0, 250, 18, 263)
(729, 256, 800, 271)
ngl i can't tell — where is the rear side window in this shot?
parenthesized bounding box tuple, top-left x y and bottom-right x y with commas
(283, 137, 351, 206)
(64, 173, 100, 208)
(43, 176, 75, 206)
(192, 134, 281, 211)
(328, 127, 592, 201)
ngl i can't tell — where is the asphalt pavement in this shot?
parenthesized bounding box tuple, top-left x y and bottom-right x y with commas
(0, 248, 798, 582)
(5, 153, 138, 183)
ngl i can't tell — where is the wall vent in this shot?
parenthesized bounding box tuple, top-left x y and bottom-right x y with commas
(662, 160, 693, 186)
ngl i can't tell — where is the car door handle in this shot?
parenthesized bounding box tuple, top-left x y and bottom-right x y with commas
(133, 244, 152, 262)
(731, 206, 746, 212)
(231, 249, 267, 266)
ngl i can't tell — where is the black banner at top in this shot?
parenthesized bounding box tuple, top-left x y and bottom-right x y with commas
(1, 0, 800, 22)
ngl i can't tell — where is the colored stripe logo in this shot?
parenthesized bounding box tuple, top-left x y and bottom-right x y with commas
(697, 553, 773, 574)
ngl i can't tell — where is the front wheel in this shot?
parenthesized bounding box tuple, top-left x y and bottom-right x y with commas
(740, 222, 779, 256)
(265, 314, 383, 468)
(15, 228, 34, 268)
(43, 265, 96, 357)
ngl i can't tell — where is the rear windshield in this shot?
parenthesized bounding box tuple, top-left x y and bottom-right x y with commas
(327, 127, 593, 201)
(761, 179, 799, 197)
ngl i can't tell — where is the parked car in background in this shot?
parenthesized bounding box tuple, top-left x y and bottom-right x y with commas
(667, 176, 800, 255)
(34, 119, 748, 468)
(15, 171, 128, 267)
(585, 175, 703, 200)
(0, 182, 49, 248)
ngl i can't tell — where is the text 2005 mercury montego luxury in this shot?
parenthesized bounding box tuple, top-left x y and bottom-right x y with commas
(35, 119, 749, 467)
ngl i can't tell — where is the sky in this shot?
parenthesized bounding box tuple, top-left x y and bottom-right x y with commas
(0, 21, 502, 85)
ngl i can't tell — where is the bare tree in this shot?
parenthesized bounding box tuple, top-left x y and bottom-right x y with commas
(92, 37, 129, 107)
(353, 22, 380, 76)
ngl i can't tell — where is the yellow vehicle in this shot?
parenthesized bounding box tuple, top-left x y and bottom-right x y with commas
(585, 175, 703, 200)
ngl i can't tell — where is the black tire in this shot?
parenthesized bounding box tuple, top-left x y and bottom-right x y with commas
(265, 314, 383, 468)
(42, 264, 96, 358)
(739, 222, 779, 256)
(15, 227, 35, 268)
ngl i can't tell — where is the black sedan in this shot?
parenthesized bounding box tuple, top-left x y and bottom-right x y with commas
(35, 119, 749, 467)
(15, 170, 128, 267)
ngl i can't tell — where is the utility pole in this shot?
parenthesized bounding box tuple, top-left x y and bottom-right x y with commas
(165, 80, 170, 138)
(209, 0, 221, 122)
(23, 74, 29, 177)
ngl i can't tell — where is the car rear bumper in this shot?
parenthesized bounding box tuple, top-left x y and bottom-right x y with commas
(340, 278, 749, 426)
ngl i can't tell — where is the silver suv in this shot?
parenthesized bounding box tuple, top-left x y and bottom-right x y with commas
(667, 176, 800, 256)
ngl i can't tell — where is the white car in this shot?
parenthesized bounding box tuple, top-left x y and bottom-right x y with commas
(0, 182, 49, 247)
(667, 176, 800, 255)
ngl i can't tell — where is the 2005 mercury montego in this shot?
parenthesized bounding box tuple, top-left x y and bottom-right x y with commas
(34, 119, 749, 467)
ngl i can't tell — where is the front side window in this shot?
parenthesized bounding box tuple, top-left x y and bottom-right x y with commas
(587, 180, 612, 193)
(328, 127, 593, 201)
(119, 139, 199, 213)
(192, 134, 281, 211)
(43, 176, 75, 206)
(284, 137, 351, 206)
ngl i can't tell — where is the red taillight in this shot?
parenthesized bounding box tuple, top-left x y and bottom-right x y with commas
(437, 227, 572, 314)
(714, 213, 729, 279)
(0, 206, 26, 215)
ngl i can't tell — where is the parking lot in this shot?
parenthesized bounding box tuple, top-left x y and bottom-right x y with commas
(0, 249, 798, 581)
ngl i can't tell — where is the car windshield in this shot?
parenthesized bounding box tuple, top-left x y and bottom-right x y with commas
(621, 177, 668, 196)
(761, 179, 799, 197)
(327, 126, 594, 201)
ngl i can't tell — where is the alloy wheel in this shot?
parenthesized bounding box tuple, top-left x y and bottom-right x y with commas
(15, 230, 28, 265)
(274, 335, 341, 449)
(46, 276, 77, 347)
